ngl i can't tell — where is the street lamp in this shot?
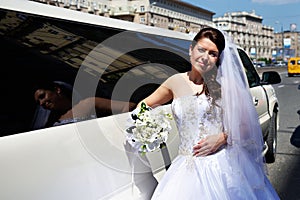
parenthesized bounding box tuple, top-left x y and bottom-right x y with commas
(275, 21, 284, 61)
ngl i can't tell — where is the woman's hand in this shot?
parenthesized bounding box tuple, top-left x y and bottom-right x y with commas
(192, 132, 227, 157)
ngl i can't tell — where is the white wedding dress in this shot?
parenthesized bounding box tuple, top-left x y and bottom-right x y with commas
(151, 94, 280, 200)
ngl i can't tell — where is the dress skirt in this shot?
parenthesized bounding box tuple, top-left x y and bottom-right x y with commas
(151, 146, 280, 200)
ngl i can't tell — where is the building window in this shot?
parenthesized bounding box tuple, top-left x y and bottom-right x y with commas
(140, 6, 145, 12)
(140, 17, 145, 23)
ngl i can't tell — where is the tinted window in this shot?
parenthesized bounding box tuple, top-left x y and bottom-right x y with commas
(290, 60, 296, 65)
(0, 8, 190, 136)
(237, 49, 260, 88)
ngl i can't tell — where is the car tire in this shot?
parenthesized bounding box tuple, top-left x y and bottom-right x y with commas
(265, 111, 277, 163)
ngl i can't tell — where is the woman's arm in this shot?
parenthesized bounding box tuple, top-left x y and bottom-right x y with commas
(60, 97, 136, 120)
(94, 97, 136, 113)
(137, 78, 174, 109)
(137, 85, 173, 108)
(59, 97, 95, 120)
(109, 99, 136, 113)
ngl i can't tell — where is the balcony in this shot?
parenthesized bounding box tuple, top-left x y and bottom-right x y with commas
(110, 6, 136, 16)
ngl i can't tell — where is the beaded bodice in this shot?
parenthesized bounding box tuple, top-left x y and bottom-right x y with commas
(171, 94, 223, 155)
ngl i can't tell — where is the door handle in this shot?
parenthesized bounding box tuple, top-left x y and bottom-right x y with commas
(253, 97, 259, 106)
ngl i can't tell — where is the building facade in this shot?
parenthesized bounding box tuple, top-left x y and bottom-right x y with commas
(34, 0, 215, 34)
(274, 31, 300, 61)
(214, 11, 274, 61)
(32, 0, 300, 63)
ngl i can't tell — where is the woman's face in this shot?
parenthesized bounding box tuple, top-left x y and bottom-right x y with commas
(34, 89, 61, 111)
(189, 37, 219, 75)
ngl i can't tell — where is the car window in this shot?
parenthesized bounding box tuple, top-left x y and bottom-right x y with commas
(237, 49, 260, 88)
(290, 60, 296, 65)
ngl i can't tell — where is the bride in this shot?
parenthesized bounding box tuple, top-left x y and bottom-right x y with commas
(136, 27, 280, 199)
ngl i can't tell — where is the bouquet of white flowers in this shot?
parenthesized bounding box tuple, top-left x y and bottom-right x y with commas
(126, 102, 173, 154)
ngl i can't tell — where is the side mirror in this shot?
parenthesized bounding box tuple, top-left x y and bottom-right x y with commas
(261, 71, 281, 85)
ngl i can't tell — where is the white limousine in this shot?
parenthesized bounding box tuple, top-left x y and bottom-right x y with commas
(0, 0, 280, 199)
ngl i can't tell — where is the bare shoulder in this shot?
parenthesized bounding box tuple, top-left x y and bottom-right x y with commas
(164, 72, 195, 98)
(162, 72, 187, 88)
(167, 72, 188, 82)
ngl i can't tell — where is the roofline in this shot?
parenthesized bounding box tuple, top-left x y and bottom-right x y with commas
(176, 0, 215, 15)
(0, 0, 193, 40)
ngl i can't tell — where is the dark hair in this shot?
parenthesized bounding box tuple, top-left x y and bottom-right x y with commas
(32, 80, 73, 102)
(192, 27, 225, 57)
(192, 27, 225, 104)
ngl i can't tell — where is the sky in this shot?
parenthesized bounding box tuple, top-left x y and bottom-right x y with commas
(184, 0, 300, 32)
